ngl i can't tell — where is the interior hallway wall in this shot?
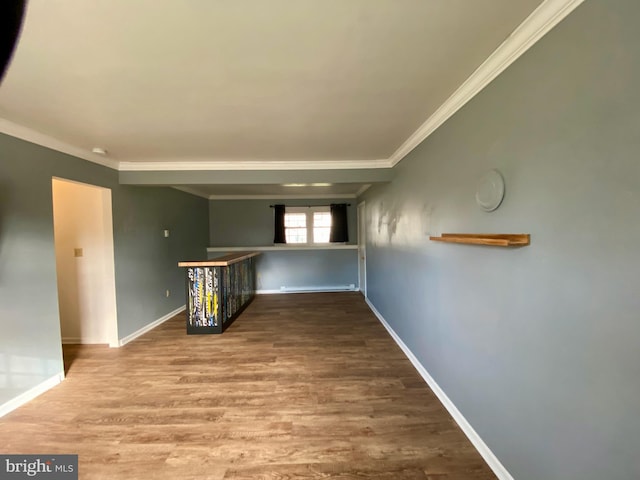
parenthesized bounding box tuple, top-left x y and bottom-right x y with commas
(361, 1, 640, 479)
(0, 133, 209, 411)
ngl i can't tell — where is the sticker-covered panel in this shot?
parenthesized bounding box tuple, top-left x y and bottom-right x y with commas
(187, 267, 218, 327)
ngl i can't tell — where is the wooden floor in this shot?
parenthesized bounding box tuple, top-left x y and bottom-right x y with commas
(0, 293, 496, 480)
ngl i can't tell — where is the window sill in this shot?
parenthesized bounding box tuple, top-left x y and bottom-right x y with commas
(207, 244, 358, 253)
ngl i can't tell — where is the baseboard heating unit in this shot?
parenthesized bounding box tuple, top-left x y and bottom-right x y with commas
(280, 284, 356, 293)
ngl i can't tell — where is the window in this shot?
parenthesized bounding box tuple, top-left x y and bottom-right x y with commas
(274, 203, 349, 245)
(284, 211, 307, 244)
(313, 211, 331, 243)
(284, 206, 331, 244)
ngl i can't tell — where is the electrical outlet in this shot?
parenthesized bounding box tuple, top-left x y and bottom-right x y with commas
(74, 248, 83, 257)
(165, 289, 170, 297)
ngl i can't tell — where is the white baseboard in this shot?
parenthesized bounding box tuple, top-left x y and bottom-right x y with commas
(365, 298, 514, 480)
(0, 372, 65, 418)
(258, 284, 356, 294)
(116, 305, 185, 347)
(62, 337, 109, 345)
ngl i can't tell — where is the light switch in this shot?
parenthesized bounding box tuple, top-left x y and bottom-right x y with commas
(163, 229, 170, 238)
(74, 248, 83, 257)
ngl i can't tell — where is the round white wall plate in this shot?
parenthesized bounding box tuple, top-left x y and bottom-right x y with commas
(476, 169, 505, 212)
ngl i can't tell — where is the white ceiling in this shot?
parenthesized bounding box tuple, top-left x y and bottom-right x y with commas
(0, 0, 582, 197)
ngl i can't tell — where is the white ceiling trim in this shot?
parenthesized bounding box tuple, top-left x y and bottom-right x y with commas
(0, 116, 390, 171)
(118, 159, 391, 171)
(356, 184, 372, 197)
(0, 118, 119, 170)
(208, 193, 357, 200)
(388, 0, 586, 167)
(171, 186, 211, 199)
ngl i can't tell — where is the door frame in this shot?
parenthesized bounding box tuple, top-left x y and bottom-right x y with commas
(357, 201, 367, 298)
(52, 177, 119, 347)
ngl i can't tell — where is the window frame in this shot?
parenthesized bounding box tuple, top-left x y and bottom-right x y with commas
(284, 206, 331, 245)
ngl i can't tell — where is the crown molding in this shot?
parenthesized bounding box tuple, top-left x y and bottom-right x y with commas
(389, 0, 586, 167)
(171, 186, 211, 199)
(0, 119, 391, 171)
(355, 184, 372, 197)
(209, 193, 358, 200)
(118, 158, 391, 171)
(0, 118, 120, 170)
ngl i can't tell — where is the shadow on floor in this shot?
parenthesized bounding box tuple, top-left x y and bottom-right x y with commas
(62, 344, 82, 375)
(62, 344, 110, 375)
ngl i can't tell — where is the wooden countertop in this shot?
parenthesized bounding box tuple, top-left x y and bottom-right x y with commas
(178, 251, 260, 267)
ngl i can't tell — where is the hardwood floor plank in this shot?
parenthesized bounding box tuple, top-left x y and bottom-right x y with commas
(0, 292, 496, 479)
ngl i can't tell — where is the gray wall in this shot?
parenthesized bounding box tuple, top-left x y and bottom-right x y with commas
(361, 1, 639, 479)
(209, 198, 357, 246)
(254, 249, 357, 292)
(209, 199, 358, 291)
(113, 186, 209, 338)
(0, 134, 209, 407)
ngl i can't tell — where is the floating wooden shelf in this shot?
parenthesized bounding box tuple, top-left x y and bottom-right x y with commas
(429, 233, 530, 247)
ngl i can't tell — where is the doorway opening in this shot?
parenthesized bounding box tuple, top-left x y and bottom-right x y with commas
(51, 178, 118, 367)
